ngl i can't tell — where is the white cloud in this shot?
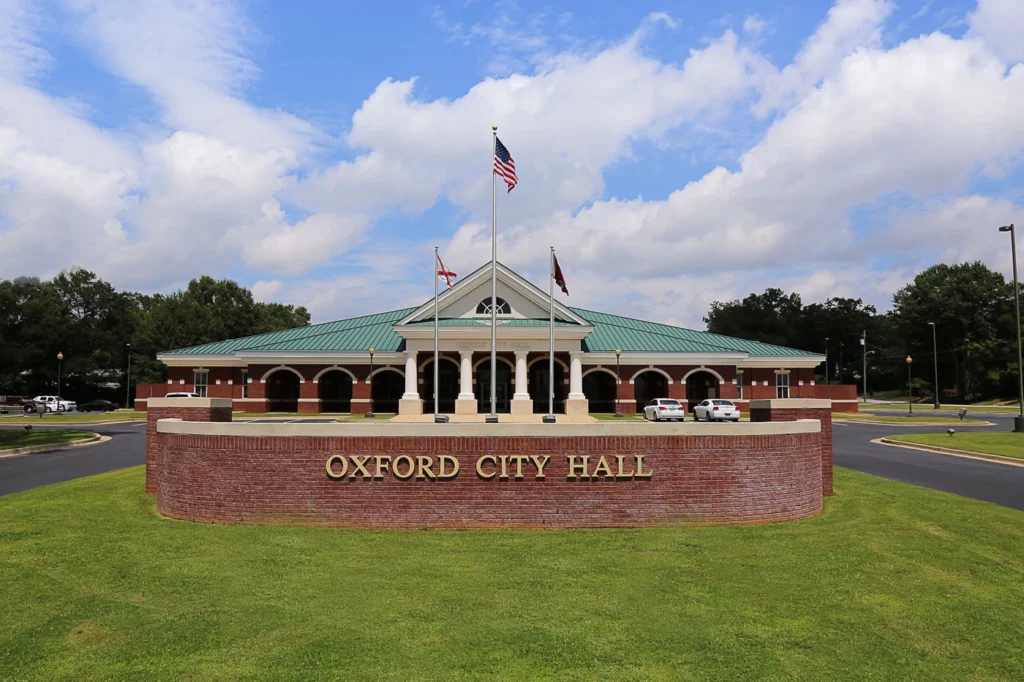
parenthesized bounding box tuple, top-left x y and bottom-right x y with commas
(968, 0, 1024, 65)
(251, 280, 284, 302)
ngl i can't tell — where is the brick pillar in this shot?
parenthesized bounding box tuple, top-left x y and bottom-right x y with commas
(352, 378, 370, 415)
(299, 380, 320, 413)
(146, 398, 233, 495)
(616, 379, 635, 413)
(750, 399, 833, 496)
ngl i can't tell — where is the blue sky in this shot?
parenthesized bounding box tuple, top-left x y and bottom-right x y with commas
(1, 0, 1021, 327)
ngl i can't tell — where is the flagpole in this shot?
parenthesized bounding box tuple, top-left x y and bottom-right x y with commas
(548, 247, 555, 422)
(488, 125, 498, 423)
(434, 245, 439, 420)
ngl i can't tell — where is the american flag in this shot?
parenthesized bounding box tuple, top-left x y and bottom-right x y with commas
(493, 137, 518, 192)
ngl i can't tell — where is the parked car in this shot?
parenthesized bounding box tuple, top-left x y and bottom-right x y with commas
(642, 398, 687, 421)
(0, 395, 31, 414)
(164, 392, 201, 398)
(77, 399, 120, 412)
(693, 399, 740, 422)
(29, 396, 76, 413)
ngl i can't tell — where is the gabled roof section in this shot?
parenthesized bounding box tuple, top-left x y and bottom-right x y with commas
(396, 261, 589, 327)
(161, 308, 416, 355)
(572, 308, 820, 357)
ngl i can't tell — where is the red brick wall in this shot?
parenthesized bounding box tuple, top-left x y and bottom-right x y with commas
(145, 406, 232, 494)
(148, 428, 823, 528)
(751, 407, 833, 496)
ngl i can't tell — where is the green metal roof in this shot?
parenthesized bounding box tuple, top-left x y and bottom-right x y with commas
(161, 306, 818, 357)
(570, 308, 819, 357)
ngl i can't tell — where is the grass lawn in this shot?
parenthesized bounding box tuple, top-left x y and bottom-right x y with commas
(0, 430, 93, 450)
(0, 411, 147, 425)
(887, 431, 1024, 459)
(2, 469, 1024, 680)
(835, 412, 985, 425)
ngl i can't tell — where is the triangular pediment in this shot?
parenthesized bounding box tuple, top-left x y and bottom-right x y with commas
(397, 261, 588, 327)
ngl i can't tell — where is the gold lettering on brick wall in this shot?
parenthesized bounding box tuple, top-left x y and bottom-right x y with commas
(325, 454, 652, 482)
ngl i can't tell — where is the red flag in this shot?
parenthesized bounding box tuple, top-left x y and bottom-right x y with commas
(437, 253, 456, 289)
(553, 254, 568, 296)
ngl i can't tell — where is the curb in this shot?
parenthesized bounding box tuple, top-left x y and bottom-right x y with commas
(0, 418, 145, 426)
(0, 433, 110, 459)
(874, 437, 1024, 468)
(835, 418, 995, 427)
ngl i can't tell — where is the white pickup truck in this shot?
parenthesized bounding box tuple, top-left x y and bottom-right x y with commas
(29, 395, 77, 413)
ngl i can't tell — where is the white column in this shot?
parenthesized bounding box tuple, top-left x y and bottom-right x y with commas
(402, 351, 418, 399)
(458, 351, 474, 399)
(513, 351, 530, 400)
(568, 352, 584, 398)
(565, 351, 588, 416)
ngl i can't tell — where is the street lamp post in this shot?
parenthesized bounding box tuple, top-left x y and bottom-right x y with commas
(365, 347, 376, 419)
(824, 337, 829, 386)
(860, 331, 866, 402)
(999, 224, 1024, 433)
(928, 322, 940, 410)
(906, 355, 913, 417)
(839, 342, 844, 385)
(57, 352, 64, 412)
(614, 348, 623, 418)
(864, 350, 875, 402)
(125, 343, 132, 410)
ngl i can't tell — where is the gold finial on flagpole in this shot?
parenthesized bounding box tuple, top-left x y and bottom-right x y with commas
(492, 125, 498, 132)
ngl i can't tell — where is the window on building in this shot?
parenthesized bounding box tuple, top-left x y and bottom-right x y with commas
(194, 371, 208, 398)
(736, 372, 743, 400)
(476, 296, 511, 315)
(776, 372, 790, 399)
(241, 370, 248, 398)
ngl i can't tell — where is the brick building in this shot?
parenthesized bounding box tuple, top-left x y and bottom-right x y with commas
(137, 262, 856, 415)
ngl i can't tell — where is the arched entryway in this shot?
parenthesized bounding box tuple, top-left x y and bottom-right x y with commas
(528, 361, 565, 413)
(266, 369, 300, 412)
(583, 370, 617, 414)
(686, 370, 719, 412)
(476, 361, 512, 413)
(371, 370, 404, 414)
(633, 370, 668, 412)
(421, 359, 459, 414)
(319, 370, 353, 413)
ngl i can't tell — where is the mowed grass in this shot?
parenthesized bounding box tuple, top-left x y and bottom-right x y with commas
(888, 431, 1024, 459)
(0, 411, 146, 425)
(0, 430, 93, 449)
(2, 468, 1024, 680)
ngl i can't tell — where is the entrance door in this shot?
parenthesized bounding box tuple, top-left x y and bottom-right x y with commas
(476, 364, 511, 413)
(528, 362, 565, 413)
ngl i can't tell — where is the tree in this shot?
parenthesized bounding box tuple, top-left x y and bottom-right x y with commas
(891, 262, 1013, 400)
(802, 297, 882, 384)
(704, 288, 805, 349)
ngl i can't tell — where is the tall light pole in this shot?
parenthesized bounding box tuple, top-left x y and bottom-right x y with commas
(864, 350, 875, 402)
(614, 348, 623, 418)
(824, 337, 829, 386)
(906, 355, 913, 417)
(999, 224, 1024, 433)
(57, 352, 64, 412)
(860, 331, 866, 402)
(125, 343, 132, 410)
(365, 347, 375, 419)
(928, 322, 939, 410)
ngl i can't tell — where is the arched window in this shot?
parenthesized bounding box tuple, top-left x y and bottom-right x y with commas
(476, 296, 511, 315)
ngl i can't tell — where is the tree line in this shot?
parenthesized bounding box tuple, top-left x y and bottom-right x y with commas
(0, 269, 309, 403)
(705, 262, 1021, 402)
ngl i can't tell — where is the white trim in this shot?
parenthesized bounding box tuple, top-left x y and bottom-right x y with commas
(215, 380, 222, 385)
(260, 365, 306, 383)
(418, 355, 460, 371)
(365, 366, 404, 384)
(472, 356, 515, 371)
(584, 352, 746, 365)
(527, 355, 569, 372)
(681, 367, 725, 384)
(312, 366, 357, 383)
(774, 369, 792, 374)
(628, 367, 674, 385)
(582, 366, 620, 382)
(298, 399, 320, 403)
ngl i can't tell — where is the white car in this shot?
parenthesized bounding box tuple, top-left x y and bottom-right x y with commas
(693, 399, 740, 422)
(164, 392, 201, 398)
(31, 395, 76, 413)
(642, 398, 686, 421)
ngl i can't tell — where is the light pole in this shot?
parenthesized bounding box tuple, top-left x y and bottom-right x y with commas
(125, 343, 132, 410)
(864, 350, 875, 401)
(824, 337, 829, 386)
(57, 352, 64, 412)
(999, 224, 1024, 433)
(839, 342, 844, 385)
(928, 322, 940, 410)
(614, 348, 623, 418)
(906, 355, 913, 417)
(860, 331, 866, 402)
(365, 347, 375, 419)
